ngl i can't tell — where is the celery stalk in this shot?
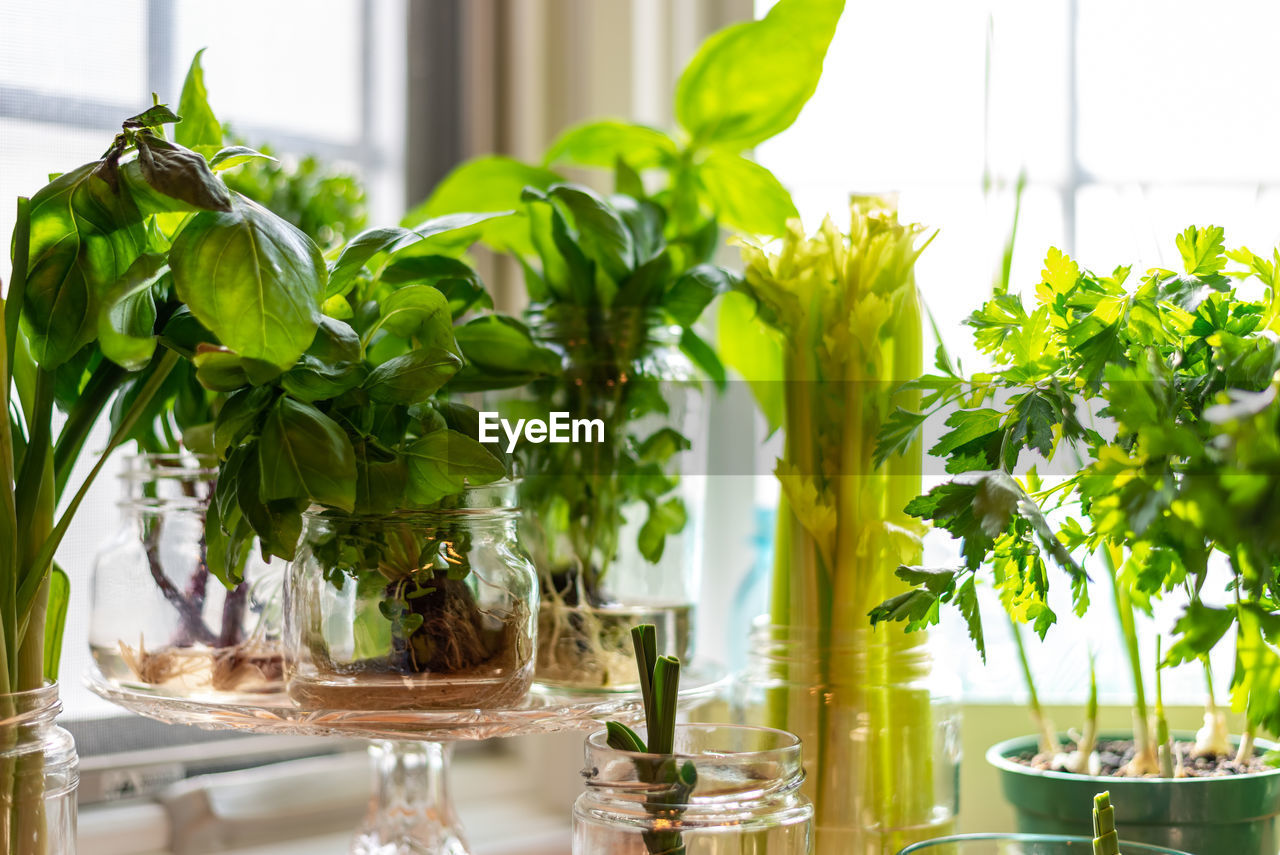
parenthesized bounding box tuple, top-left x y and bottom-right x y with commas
(734, 199, 939, 853)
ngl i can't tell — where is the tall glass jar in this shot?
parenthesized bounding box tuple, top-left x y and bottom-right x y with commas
(506, 306, 704, 691)
(90, 454, 284, 698)
(734, 623, 960, 854)
(0, 685, 78, 855)
(574, 723, 812, 854)
(285, 482, 537, 710)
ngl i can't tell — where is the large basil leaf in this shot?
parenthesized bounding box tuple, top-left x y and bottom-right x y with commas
(23, 161, 146, 367)
(675, 0, 843, 150)
(404, 429, 505, 506)
(258, 397, 357, 511)
(543, 120, 677, 170)
(696, 151, 797, 238)
(97, 253, 167, 370)
(402, 156, 560, 257)
(362, 348, 462, 404)
(171, 195, 326, 370)
(175, 49, 222, 150)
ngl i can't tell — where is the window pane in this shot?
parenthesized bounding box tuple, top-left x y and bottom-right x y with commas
(1078, 0, 1280, 182)
(172, 0, 364, 145)
(0, 1, 145, 103)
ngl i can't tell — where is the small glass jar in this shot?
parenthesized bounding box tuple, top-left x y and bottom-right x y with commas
(734, 623, 960, 855)
(0, 684, 78, 855)
(90, 454, 284, 698)
(507, 306, 705, 691)
(285, 481, 537, 710)
(573, 723, 813, 854)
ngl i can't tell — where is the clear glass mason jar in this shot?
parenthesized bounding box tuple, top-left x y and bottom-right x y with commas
(0, 684, 78, 855)
(285, 481, 538, 710)
(90, 454, 284, 698)
(733, 623, 960, 855)
(505, 306, 705, 691)
(573, 723, 813, 854)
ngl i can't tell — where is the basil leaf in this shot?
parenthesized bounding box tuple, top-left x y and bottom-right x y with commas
(158, 306, 217, 358)
(615, 251, 672, 307)
(362, 348, 462, 404)
(175, 49, 222, 149)
(327, 213, 502, 297)
(209, 146, 276, 171)
(664, 263, 736, 327)
(354, 438, 408, 514)
(171, 195, 326, 370)
(214, 386, 274, 456)
(543, 120, 677, 170)
(281, 317, 365, 402)
(638, 498, 687, 563)
(402, 156, 561, 257)
(675, 0, 842, 150)
(136, 134, 233, 212)
(379, 255, 491, 318)
(696, 152, 797, 238)
(376, 284, 458, 351)
(540, 184, 635, 282)
(23, 160, 145, 367)
(404, 429, 505, 506)
(97, 253, 167, 370)
(192, 344, 283, 392)
(453, 315, 560, 375)
(258, 397, 357, 511)
(123, 104, 180, 130)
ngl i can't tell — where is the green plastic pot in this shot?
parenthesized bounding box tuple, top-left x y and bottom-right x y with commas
(988, 733, 1280, 855)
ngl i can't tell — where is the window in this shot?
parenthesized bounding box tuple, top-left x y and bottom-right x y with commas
(0, 0, 405, 729)
(755, 0, 1267, 705)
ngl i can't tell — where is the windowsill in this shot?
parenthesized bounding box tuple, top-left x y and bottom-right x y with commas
(79, 737, 577, 855)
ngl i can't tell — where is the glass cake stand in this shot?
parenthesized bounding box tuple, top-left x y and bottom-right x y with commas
(87, 668, 725, 854)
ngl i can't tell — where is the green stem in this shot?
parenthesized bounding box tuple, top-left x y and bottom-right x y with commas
(17, 349, 180, 628)
(1009, 610, 1057, 754)
(1103, 543, 1154, 773)
(52, 360, 126, 496)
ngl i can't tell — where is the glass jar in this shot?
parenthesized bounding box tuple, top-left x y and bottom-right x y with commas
(90, 454, 284, 698)
(504, 306, 705, 691)
(897, 834, 1192, 854)
(285, 481, 537, 710)
(573, 723, 812, 854)
(0, 685, 78, 855)
(734, 623, 960, 855)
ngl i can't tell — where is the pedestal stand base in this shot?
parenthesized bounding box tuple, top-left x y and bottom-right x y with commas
(353, 742, 467, 855)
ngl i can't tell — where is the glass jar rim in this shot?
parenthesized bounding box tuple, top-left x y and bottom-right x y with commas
(121, 452, 218, 479)
(583, 723, 805, 804)
(896, 833, 1192, 854)
(585, 722, 801, 762)
(302, 479, 522, 522)
(0, 682, 62, 727)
